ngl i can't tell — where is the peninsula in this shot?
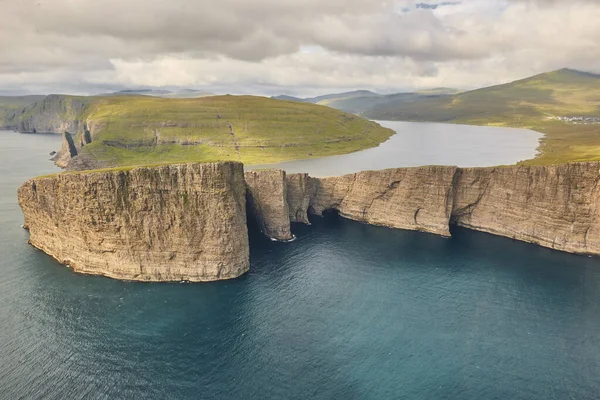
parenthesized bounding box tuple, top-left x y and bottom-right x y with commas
(0, 94, 394, 170)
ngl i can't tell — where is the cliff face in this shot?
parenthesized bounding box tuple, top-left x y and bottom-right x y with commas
(284, 163, 600, 255)
(18, 162, 249, 282)
(309, 166, 457, 236)
(245, 170, 294, 241)
(452, 164, 600, 254)
(19, 162, 600, 283)
(17, 95, 89, 134)
(0, 95, 45, 129)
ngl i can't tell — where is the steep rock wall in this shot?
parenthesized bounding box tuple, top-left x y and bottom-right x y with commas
(286, 173, 314, 224)
(285, 163, 600, 255)
(245, 170, 294, 241)
(452, 163, 600, 254)
(19, 162, 600, 284)
(18, 162, 249, 282)
(17, 95, 88, 134)
(289, 166, 457, 236)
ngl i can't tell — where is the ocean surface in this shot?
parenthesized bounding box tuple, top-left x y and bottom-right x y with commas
(1, 130, 600, 400)
(249, 121, 542, 176)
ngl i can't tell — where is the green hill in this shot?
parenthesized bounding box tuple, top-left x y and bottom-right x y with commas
(73, 95, 394, 168)
(365, 69, 600, 164)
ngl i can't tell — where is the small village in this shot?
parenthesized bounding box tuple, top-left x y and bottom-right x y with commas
(553, 115, 600, 124)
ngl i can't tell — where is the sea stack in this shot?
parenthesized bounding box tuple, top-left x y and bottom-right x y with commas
(245, 169, 295, 241)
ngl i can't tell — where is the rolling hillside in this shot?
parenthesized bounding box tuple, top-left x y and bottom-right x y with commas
(365, 69, 600, 164)
(69, 95, 394, 168)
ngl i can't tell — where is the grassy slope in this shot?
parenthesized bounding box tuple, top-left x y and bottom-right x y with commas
(365, 69, 600, 165)
(77, 95, 394, 167)
(0, 96, 45, 127)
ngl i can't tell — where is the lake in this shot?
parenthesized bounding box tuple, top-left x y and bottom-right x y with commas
(1, 130, 599, 400)
(249, 121, 542, 176)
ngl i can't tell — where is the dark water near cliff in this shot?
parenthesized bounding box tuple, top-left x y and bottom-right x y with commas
(1, 131, 600, 400)
(250, 121, 542, 176)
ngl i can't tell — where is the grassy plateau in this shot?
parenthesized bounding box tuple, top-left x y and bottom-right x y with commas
(74, 95, 394, 167)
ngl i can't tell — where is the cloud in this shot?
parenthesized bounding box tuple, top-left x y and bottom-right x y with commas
(0, 0, 599, 95)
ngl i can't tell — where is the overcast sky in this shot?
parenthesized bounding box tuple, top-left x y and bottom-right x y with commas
(1, 0, 599, 96)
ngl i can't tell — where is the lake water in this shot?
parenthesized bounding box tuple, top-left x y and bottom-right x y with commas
(249, 121, 542, 176)
(1, 130, 600, 400)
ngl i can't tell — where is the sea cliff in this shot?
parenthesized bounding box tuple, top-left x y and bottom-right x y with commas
(18, 162, 249, 282)
(16, 95, 89, 134)
(18, 162, 600, 282)
(284, 163, 600, 255)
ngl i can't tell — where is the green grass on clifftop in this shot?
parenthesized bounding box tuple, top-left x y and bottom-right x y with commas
(365, 69, 600, 165)
(76, 95, 394, 167)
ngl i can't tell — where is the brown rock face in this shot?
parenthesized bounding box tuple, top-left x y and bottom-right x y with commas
(310, 166, 457, 236)
(18, 162, 600, 284)
(286, 173, 314, 224)
(245, 170, 294, 241)
(18, 162, 249, 282)
(53, 132, 78, 168)
(285, 163, 600, 255)
(452, 163, 600, 254)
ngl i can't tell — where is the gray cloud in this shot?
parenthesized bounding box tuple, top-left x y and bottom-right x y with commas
(0, 0, 599, 95)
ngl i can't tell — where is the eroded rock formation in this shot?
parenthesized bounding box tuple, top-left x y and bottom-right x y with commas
(18, 162, 249, 282)
(245, 170, 294, 241)
(52, 132, 78, 168)
(286, 173, 313, 224)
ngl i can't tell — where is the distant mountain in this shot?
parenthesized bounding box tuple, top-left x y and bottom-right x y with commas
(115, 89, 173, 95)
(271, 95, 306, 102)
(163, 89, 215, 99)
(105, 89, 215, 98)
(364, 68, 600, 122)
(273, 90, 379, 105)
(308, 90, 380, 103)
(272, 89, 460, 115)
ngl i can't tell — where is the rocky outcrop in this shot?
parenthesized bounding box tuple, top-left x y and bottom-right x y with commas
(52, 133, 78, 168)
(245, 170, 294, 241)
(18, 162, 249, 282)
